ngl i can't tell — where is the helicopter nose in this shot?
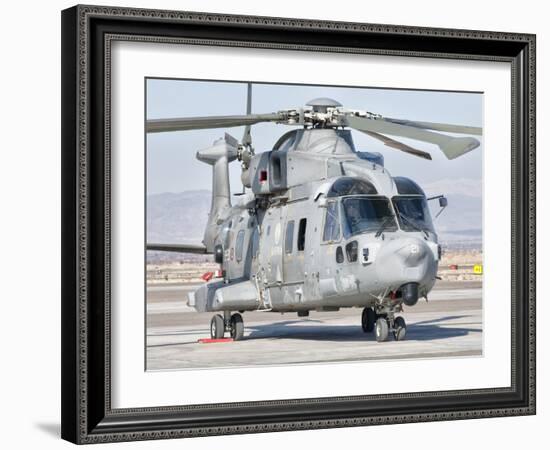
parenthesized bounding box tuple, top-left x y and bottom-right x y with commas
(374, 237, 436, 287)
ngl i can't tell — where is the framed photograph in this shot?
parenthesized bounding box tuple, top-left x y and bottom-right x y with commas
(61, 4, 536, 444)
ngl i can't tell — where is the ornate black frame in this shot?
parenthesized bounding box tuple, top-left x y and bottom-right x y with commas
(61, 4, 536, 444)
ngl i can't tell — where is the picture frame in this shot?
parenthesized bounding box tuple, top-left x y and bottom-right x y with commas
(61, 4, 536, 444)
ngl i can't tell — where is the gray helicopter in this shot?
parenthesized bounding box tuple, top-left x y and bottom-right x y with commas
(147, 85, 481, 342)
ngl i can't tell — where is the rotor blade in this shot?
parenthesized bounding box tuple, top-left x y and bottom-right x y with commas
(146, 243, 210, 254)
(242, 83, 253, 147)
(346, 115, 480, 160)
(385, 117, 482, 135)
(224, 132, 239, 149)
(147, 113, 282, 133)
(360, 130, 432, 160)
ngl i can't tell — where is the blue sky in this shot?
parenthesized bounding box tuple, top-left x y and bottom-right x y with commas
(146, 79, 482, 196)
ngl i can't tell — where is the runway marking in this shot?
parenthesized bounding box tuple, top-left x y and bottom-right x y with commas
(198, 338, 234, 344)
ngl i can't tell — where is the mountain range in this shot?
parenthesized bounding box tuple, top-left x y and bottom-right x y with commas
(147, 180, 482, 252)
(147, 190, 211, 245)
(423, 178, 482, 248)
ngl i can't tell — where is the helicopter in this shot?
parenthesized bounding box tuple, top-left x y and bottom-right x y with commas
(146, 84, 482, 342)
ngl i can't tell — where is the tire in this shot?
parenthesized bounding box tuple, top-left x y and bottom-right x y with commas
(230, 313, 244, 341)
(361, 307, 376, 333)
(394, 316, 407, 341)
(375, 318, 389, 342)
(210, 314, 225, 339)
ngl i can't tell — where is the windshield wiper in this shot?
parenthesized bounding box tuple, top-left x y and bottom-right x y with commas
(398, 212, 430, 239)
(375, 215, 396, 238)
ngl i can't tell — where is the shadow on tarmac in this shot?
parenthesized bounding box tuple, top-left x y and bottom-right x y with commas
(245, 315, 481, 342)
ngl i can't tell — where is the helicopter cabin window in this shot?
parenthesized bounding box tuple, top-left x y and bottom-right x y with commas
(297, 218, 307, 251)
(285, 221, 295, 254)
(323, 201, 341, 242)
(251, 227, 260, 259)
(222, 220, 233, 248)
(235, 230, 245, 263)
(336, 246, 344, 263)
(346, 241, 358, 262)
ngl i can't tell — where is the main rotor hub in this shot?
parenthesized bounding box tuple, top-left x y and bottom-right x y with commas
(306, 97, 343, 113)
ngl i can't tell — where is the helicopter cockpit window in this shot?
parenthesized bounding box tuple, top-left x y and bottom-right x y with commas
(393, 176, 425, 196)
(342, 197, 397, 237)
(327, 178, 377, 198)
(322, 201, 341, 242)
(392, 196, 434, 234)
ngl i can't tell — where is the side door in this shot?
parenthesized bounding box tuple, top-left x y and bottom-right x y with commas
(317, 199, 343, 298)
(225, 223, 245, 281)
(259, 205, 285, 286)
(303, 205, 324, 303)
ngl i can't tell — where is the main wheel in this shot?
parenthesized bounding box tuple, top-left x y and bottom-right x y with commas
(361, 307, 376, 333)
(375, 318, 389, 342)
(210, 314, 225, 339)
(230, 313, 244, 341)
(394, 316, 407, 341)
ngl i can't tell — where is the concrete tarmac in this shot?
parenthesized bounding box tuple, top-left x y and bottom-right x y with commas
(146, 280, 482, 370)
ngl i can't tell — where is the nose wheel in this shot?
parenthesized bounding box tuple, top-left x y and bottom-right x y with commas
(361, 307, 376, 333)
(210, 312, 245, 341)
(393, 316, 407, 341)
(375, 317, 389, 342)
(374, 315, 407, 342)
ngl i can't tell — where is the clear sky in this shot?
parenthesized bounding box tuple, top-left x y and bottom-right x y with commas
(146, 79, 482, 196)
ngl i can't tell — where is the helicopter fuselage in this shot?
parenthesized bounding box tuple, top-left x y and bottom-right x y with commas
(190, 128, 440, 317)
(147, 94, 478, 341)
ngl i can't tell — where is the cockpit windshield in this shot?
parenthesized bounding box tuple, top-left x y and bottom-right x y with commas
(392, 196, 434, 234)
(342, 197, 397, 237)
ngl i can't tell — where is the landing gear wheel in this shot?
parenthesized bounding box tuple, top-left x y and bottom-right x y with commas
(230, 313, 244, 341)
(394, 316, 407, 341)
(361, 307, 376, 333)
(375, 318, 389, 342)
(210, 314, 225, 339)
